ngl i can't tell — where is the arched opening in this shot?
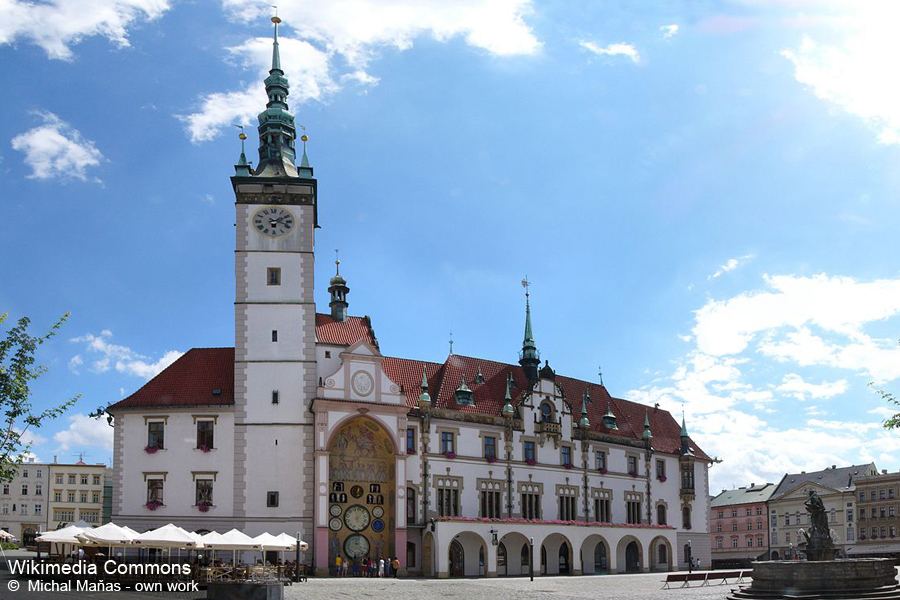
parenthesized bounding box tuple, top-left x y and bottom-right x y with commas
(540, 402, 554, 422)
(657, 504, 667, 525)
(558, 542, 570, 574)
(580, 534, 610, 575)
(521, 544, 530, 570)
(327, 417, 397, 571)
(683, 544, 691, 565)
(650, 536, 672, 572)
(498, 542, 507, 576)
(22, 528, 35, 546)
(423, 533, 434, 576)
(771, 551, 780, 560)
(479, 546, 485, 577)
(540, 545, 547, 574)
(616, 536, 643, 574)
(625, 542, 640, 573)
(449, 540, 465, 577)
(498, 532, 530, 577)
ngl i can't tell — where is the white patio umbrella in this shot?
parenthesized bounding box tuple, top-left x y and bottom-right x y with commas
(0, 530, 14, 540)
(76, 522, 136, 546)
(274, 532, 308, 551)
(203, 529, 260, 567)
(37, 523, 90, 557)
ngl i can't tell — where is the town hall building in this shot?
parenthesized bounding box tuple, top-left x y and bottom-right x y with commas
(108, 17, 713, 578)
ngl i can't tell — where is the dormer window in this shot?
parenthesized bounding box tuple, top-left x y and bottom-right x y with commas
(454, 380, 474, 406)
(540, 402, 554, 423)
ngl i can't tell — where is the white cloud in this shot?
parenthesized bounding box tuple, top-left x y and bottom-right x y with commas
(578, 40, 640, 63)
(628, 271, 900, 491)
(0, 0, 170, 60)
(69, 330, 181, 380)
(11, 112, 104, 181)
(184, 0, 539, 143)
(775, 373, 848, 401)
(660, 24, 679, 39)
(781, 2, 900, 146)
(708, 253, 755, 280)
(54, 414, 114, 452)
(68, 354, 84, 375)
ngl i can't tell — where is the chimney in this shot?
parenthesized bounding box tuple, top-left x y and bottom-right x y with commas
(832, 465, 836, 469)
(883, 469, 888, 475)
(53, 455, 57, 464)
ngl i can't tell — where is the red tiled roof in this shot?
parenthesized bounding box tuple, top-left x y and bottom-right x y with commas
(108, 348, 235, 411)
(315, 314, 378, 348)
(382, 353, 709, 460)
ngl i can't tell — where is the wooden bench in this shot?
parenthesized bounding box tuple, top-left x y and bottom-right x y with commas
(662, 570, 749, 589)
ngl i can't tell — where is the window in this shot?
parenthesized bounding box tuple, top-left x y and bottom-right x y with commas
(272, 390, 279, 404)
(847, 527, 854, 541)
(54, 509, 74, 522)
(53, 491, 61, 502)
(325, 351, 331, 358)
(21, 485, 27, 495)
(757, 520, 763, 530)
(55, 474, 63, 485)
(682, 506, 692, 529)
(872, 491, 877, 501)
(0, 505, 6, 515)
(2, 484, 8, 495)
(481, 490, 501, 518)
(267, 491, 279, 507)
(718, 511, 724, 519)
(34, 504, 41, 516)
(561, 446, 571, 466)
(271, 330, 278, 342)
(82, 511, 99, 524)
(20, 504, 27, 515)
(732, 522, 738, 531)
(626, 499, 642, 524)
(627, 456, 638, 475)
(716, 523, 722, 532)
(484, 436, 497, 460)
(407, 542, 416, 569)
(196, 479, 213, 506)
(732, 538, 738, 548)
(440, 432, 455, 455)
(757, 536, 763, 547)
(524, 441, 535, 462)
(595, 496, 611, 522)
(872, 507, 877, 518)
(22, 469, 28, 478)
(746, 538, 753, 548)
(681, 465, 694, 490)
(656, 459, 666, 479)
(92, 493, 99, 504)
(746, 508, 752, 516)
(657, 504, 667, 525)
(860, 492, 865, 502)
(848, 509, 854, 522)
(68, 475, 76, 485)
(437, 486, 459, 517)
(36, 469, 41, 478)
(406, 428, 416, 454)
(881, 507, 886, 518)
(891, 507, 896, 517)
(80, 492, 87, 503)
(67, 492, 75, 502)
(92, 475, 100, 486)
(35, 484, 42, 496)
(881, 489, 886, 499)
(147, 479, 164, 504)
(892, 526, 897, 537)
(785, 515, 791, 526)
(558, 494, 576, 520)
(267, 267, 281, 286)
(747, 521, 753, 531)
(80, 475, 88, 485)
(148, 422, 165, 450)
(521, 492, 541, 519)
(756, 507, 762, 515)
(406, 488, 416, 523)
(197, 420, 214, 449)
(595, 451, 606, 471)
(540, 402, 553, 422)
(860, 508, 866, 520)
(716, 538, 723, 549)
(771, 514, 777, 527)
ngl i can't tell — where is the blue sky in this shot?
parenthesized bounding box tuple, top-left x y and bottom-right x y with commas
(2, 0, 900, 491)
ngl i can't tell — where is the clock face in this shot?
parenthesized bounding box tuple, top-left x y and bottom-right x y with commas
(343, 534, 370, 559)
(252, 207, 294, 237)
(329, 517, 343, 532)
(372, 506, 384, 519)
(330, 504, 342, 517)
(344, 505, 370, 532)
(350, 485, 364, 499)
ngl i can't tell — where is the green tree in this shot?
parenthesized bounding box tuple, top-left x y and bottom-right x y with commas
(0, 313, 79, 482)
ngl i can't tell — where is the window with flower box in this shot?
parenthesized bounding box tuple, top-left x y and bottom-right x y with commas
(436, 477, 461, 517)
(147, 422, 165, 450)
(592, 488, 611, 522)
(196, 420, 214, 450)
(147, 479, 164, 505)
(520, 482, 542, 520)
(557, 486, 578, 520)
(484, 436, 497, 460)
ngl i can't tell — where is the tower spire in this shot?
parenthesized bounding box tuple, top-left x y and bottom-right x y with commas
(234, 126, 251, 176)
(518, 277, 540, 381)
(328, 249, 349, 322)
(271, 13, 282, 72)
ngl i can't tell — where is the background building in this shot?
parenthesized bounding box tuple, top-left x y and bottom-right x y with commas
(768, 464, 875, 560)
(108, 20, 714, 578)
(47, 460, 108, 530)
(0, 458, 47, 545)
(853, 468, 900, 558)
(709, 483, 775, 567)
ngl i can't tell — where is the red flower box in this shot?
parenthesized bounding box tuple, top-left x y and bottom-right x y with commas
(144, 445, 159, 454)
(444, 451, 456, 459)
(526, 459, 536, 466)
(486, 456, 497, 463)
(563, 463, 574, 470)
(145, 500, 162, 511)
(658, 475, 667, 482)
(197, 503, 211, 513)
(598, 467, 607, 474)
(628, 470, 638, 477)
(198, 444, 212, 453)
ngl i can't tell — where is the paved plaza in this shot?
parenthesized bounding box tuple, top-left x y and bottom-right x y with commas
(3, 569, 900, 600)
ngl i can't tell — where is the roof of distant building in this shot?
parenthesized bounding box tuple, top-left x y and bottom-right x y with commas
(770, 463, 878, 499)
(108, 314, 708, 459)
(710, 483, 776, 507)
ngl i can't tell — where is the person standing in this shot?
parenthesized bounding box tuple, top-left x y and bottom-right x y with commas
(379, 557, 385, 578)
(385, 557, 391, 578)
(335, 554, 342, 577)
(391, 557, 400, 578)
(342, 557, 349, 577)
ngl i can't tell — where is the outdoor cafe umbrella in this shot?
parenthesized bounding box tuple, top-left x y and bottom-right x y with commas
(76, 522, 136, 562)
(202, 529, 260, 567)
(37, 522, 90, 557)
(274, 532, 308, 551)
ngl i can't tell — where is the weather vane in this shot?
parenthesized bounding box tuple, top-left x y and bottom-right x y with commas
(521, 276, 530, 298)
(334, 249, 340, 275)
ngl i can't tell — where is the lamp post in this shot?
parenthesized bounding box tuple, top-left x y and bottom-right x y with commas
(529, 537, 534, 582)
(295, 531, 302, 582)
(687, 540, 692, 573)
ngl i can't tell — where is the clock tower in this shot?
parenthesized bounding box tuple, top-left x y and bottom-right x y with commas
(231, 16, 318, 538)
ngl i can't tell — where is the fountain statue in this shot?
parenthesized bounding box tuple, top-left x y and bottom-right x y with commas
(729, 490, 900, 599)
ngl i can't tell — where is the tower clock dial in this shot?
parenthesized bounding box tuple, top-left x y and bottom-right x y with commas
(252, 207, 294, 237)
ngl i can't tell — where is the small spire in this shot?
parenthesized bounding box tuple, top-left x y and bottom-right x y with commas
(642, 409, 652, 440)
(334, 249, 341, 277)
(681, 413, 689, 438)
(579, 391, 590, 428)
(475, 365, 484, 384)
(300, 127, 310, 168)
(502, 377, 514, 417)
(328, 249, 349, 322)
(598, 365, 604, 386)
(449, 329, 454, 355)
(271, 14, 282, 72)
(518, 277, 540, 380)
(234, 125, 251, 176)
(418, 366, 431, 407)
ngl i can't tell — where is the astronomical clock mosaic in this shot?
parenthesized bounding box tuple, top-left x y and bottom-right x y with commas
(327, 418, 396, 562)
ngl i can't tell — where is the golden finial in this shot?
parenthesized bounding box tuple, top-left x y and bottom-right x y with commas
(334, 249, 340, 275)
(271, 5, 280, 24)
(301, 134, 309, 142)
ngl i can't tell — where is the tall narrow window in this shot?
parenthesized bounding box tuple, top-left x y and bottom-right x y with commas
(272, 390, 279, 404)
(406, 488, 416, 523)
(406, 428, 416, 454)
(267, 267, 281, 286)
(267, 491, 279, 507)
(271, 330, 278, 342)
(683, 506, 692, 529)
(197, 421, 214, 449)
(483, 436, 496, 459)
(440, 432, 455, 455)
(148, 422, 165, 450)
(561, 446, 572, 466)
(657, 504, 667, 525)
(596, 451, 606, 471)
(196, 480, 213, 506)
(521, 492, 541, 519)
(524, 441, 536, 462)
(147, 479, 164, 504)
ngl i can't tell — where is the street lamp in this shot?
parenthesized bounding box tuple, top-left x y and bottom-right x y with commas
(529, 537, 534, 582)
(687, 540, 692, 573)
(295, 531, 302, 583)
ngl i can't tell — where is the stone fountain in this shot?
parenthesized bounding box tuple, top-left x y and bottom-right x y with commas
(729, 490, 900, 599)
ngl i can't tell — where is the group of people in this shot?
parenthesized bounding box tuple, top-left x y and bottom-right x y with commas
(334, 555, 400, 577)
